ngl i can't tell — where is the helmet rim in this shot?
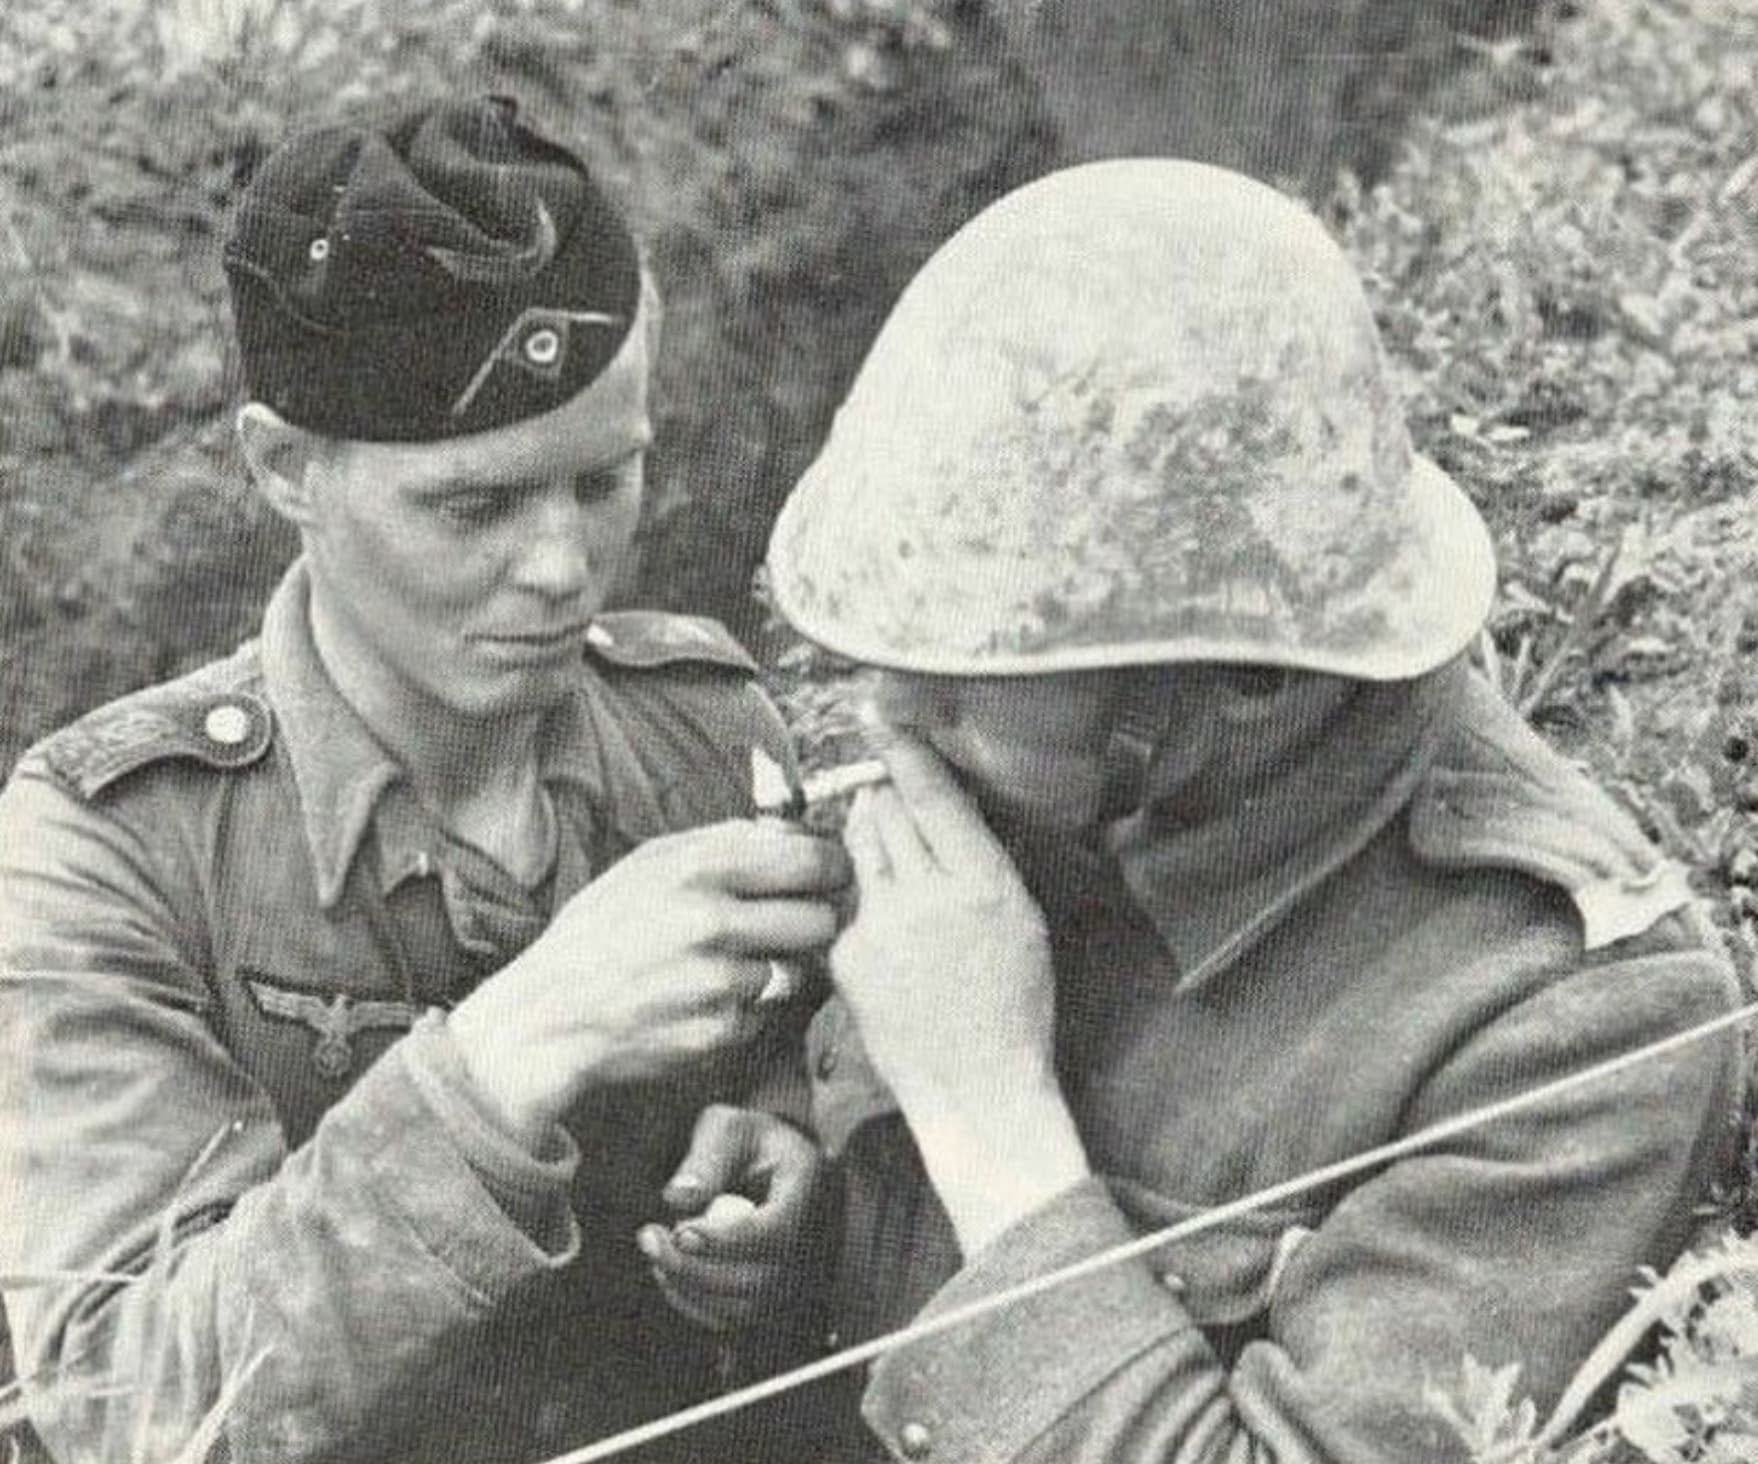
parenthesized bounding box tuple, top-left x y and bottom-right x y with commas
(767, 452, 1495, 683)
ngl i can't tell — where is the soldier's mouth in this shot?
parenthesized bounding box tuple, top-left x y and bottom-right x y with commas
(475, 626, 591, 660)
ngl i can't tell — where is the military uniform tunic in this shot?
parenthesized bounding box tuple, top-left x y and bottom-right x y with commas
(813, 672, 1743, 1464)
(0, 563, 805, 1464)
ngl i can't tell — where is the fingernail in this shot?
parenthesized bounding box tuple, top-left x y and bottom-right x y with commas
(677, 1227, 707, 1255)
(636, 1226, 662, 1259)
(668, 1174, 706, 1203)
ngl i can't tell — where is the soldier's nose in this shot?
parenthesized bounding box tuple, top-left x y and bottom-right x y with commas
(516, 497, 595, 599)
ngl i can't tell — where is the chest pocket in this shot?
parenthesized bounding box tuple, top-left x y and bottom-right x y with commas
(1107, 1175, 1320, 1347)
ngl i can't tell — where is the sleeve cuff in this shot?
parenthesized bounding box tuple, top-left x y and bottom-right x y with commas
(863, 1177, 1201, 1462)
(402, 1014, 581, 1249)
(320, 1018, 581, 1308)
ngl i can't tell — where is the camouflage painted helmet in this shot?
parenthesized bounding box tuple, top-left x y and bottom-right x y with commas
(765, 158, 1496, 681)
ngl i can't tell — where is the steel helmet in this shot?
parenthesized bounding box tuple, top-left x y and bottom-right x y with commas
(765, 159, 1495, 680)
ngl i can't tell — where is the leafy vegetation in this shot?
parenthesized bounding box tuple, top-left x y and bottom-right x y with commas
(1341, 0, 1758, 1000)
(0, 0, 1542, 778)
(1349, 3, 1758, 1454)
(1428, 1229, 1758, 1462)
(0, 0, 1055, 774)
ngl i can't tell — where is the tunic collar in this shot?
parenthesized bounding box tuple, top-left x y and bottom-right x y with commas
(1103, 657, 1468, 992)
(258, 560, 607, 909)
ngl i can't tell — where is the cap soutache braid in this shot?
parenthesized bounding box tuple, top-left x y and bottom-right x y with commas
(224, 96, 641, 442)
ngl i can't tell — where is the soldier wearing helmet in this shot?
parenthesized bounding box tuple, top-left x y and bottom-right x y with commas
(766, 160, 1740, 1462)
(0, 99, 848, 1464)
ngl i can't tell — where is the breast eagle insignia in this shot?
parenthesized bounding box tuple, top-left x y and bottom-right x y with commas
(246, 978, 425, 1079)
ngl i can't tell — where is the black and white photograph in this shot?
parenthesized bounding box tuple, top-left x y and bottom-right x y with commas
(2, 2, 1756, 1461)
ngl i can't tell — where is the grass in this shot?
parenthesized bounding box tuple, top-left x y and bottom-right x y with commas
(1343, 0, 1758, 998)
(1, 1128, 267, 1464)
(1427, 1229, 1758, 1462)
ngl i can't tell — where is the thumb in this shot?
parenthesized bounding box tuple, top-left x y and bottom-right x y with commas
(664, 1104, 756, 1214)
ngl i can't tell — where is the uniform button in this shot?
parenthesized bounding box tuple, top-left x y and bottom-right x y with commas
(898, 1421, 932, 1459)
(203, 703, 252, 746)
(815, 1045, 838, 1080)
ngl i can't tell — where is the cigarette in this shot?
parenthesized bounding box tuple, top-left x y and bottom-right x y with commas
(750, 751, 891, 818)
(797, 757, 889, 809)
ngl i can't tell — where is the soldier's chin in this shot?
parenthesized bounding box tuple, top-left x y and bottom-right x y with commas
(442, 667, 577, 722)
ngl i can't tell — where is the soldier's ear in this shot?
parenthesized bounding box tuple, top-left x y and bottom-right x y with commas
(237, 402, 325, 528)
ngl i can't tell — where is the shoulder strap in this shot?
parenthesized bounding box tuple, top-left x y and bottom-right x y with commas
(1410, 680, 1695, 950)
(30, 653, 273, 801)
(585, 611, 758, 674)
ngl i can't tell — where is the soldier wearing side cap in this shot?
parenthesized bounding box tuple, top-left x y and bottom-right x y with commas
(763, 161, 1744, 1462)
(0, 99, 846, 1464)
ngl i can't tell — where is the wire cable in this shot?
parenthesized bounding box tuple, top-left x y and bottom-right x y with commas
(543, 993, 1758, 1464)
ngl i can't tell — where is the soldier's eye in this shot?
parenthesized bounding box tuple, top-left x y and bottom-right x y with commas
(434, 490, 508, 526)
(573, 472, 615, 503)
(575, 456, 640, 504)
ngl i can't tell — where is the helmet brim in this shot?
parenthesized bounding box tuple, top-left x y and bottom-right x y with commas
(766, 452, 1496, 683)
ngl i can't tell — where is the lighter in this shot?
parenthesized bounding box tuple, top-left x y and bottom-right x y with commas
(748, 746, 889, 1003)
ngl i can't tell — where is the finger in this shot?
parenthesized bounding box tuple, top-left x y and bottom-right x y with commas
(863, 781, 937, 880)
(673, 1138, 820, 1261)
(665, 822, 852, 898)
(655, 1246, 778, 1296)
(655, 1258, 775, 1303)
(653, 1272, 729, 1332)
(640, 1222, 777, 1291)
(879, 731, 1015, 876)
(668, 976, 770, 1061)
(710, 896, 842, 956)
(674, 1193, 768, 1259)
(841, 787, 891, 887)
(642, 1237, 739, 1330)
(665, 1105, 754, 1212)
(750, 1122, 822, 1222)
